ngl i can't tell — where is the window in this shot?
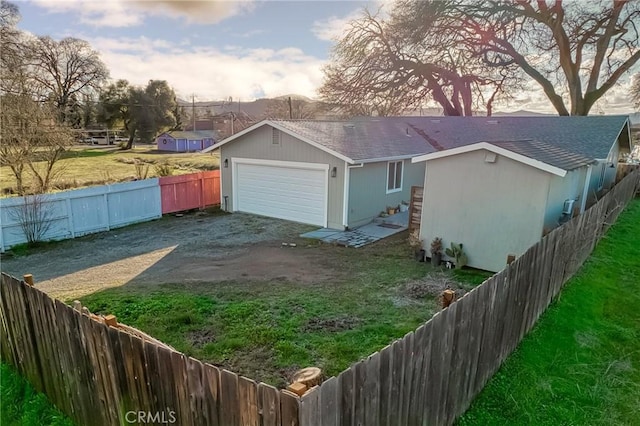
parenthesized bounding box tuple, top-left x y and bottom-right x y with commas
(387, 160, 403, 193)
(272, 128, 281, 145)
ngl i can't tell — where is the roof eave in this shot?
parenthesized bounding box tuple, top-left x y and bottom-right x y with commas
(412, 142, 568, 177)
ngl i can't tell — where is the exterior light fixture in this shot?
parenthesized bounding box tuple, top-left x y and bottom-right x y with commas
(331, 167, 337, 177)
(224, 159, 229, 168)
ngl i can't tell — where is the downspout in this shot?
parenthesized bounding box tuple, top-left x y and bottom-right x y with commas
(580, 165, 593, 213)
(343, 163, 364, 229)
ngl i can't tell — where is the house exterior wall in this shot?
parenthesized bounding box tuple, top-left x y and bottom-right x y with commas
(220, 125, 346, 229)
(347, 160, 425, 228)
(543, 167, 588, 231)
(419, 149, 550, 272)
(157, 135, 177, 151)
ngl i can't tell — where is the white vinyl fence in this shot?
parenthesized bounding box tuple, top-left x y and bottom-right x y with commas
(0, 179, 161, 252)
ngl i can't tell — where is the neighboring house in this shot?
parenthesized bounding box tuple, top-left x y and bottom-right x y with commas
(201, 119, 430, 229)
(409, 115, 632, 272)
(156, 131, 217, 152)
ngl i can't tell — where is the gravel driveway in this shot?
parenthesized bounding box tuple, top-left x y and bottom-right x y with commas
(0, 211, 329, 301)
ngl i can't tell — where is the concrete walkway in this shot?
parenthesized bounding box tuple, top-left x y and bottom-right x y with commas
(300, 210, 409, 248)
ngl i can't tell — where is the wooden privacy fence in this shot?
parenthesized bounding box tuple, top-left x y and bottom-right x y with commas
(1, 170, 638, 426)
(0, 273, 300, 426)
(297, 169, 640, 425)
(159, 170, 221, 214)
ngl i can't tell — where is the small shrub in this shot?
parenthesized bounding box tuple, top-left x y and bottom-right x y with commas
(154, 161, 173, 176)
(133, 160, 149, 180)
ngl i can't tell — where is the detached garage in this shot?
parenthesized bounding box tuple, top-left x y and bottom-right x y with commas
(201, 119, 430, 229)
(233, 159, 328, 227)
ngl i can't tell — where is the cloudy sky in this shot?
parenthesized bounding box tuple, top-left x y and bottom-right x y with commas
(14, 0, 639, 114)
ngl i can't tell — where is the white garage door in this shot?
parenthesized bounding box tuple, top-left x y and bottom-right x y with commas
(234, 160, 328, 226)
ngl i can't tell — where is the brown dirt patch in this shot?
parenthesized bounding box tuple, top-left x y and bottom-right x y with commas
(404, 272, 468, 300)
(303, 315, 361, 332)
(188, 329, 216, 347)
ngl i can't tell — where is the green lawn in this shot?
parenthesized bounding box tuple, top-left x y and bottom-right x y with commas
(0, 363, 74, 426)
(458, 198, 640, 425)
(77, 235, 487, 387)
(0, 146, 219, 195)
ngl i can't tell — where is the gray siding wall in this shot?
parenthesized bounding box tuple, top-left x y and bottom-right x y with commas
(220, 125, 346, 229)
(543, 167, 588, 230)
(347, 160, 425, 228)
(419, 150, 550, 272)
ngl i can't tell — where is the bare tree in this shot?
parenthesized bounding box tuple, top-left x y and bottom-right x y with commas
(320, 2, 517, 116)
(631, 73, 640, 110)
(0, 93, 72, 194)
(465, 0, 640, 116)
(9, 193, 55, 245)
(27, 36, 108, 123)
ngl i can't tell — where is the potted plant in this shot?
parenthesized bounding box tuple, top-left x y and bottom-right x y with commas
(430, 237, 443, 266)
(387, 205, 397, 215)
(408, 231, 425, 262)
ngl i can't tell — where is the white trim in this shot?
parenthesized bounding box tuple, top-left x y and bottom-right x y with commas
(231, 157, 330, 171)
(200, 120, 355, 164)
(412, 142, 567, 177)
(342, 162, 349, 228)
(580, 164, 592, 213)
(386, 160, 404, 194)
(231, 157, 329, 228)
(359, 154, 427, 164)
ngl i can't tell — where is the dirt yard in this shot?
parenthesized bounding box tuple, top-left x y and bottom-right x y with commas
(0, 211, 340, 301)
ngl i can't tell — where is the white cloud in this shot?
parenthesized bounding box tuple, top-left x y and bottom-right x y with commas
(312, 9, 363, 42)
(88, 36, 326, 100)
(32, 0, 254, 27)
(311, 0, 393, 41)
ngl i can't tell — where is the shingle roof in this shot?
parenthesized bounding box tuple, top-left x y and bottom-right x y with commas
(488, 140, 596, 171)
(271, 115, 627, 166)
(402, 115, 628, 160)
(206, 116, 628, 171)
(272, 119, 432, 162)
(167, 130, 217, 140)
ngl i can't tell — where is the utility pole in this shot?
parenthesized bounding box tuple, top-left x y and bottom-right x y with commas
(192, 94, 196, 131)
(288, 96, 293, 119)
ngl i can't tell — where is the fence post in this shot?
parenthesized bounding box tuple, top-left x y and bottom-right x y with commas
(65, 197, 76, 238)
(23, 274, 34, 286)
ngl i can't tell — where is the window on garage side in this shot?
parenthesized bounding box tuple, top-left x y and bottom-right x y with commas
(272, 128, 281, 145)
(387, 160, 403, 193)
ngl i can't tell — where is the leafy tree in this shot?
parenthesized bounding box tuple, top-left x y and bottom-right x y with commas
(464, 0, 640, 115)
(320, 1, 516, 116)
(98, 80, 177, 149)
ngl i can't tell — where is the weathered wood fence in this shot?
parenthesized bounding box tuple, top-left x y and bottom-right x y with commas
(1, 170, 638, 426)
(0, 273, 300, 426)
(297, 169, 640, 425)
(408, 186, 423, 235)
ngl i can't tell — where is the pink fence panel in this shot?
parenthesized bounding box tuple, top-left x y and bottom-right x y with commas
(159, 170, 220, 214)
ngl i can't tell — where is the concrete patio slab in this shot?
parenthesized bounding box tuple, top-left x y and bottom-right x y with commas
(301, 210, 409, 248)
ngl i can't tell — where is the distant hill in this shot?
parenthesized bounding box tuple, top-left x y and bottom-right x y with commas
(177, 96, 640, 123)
